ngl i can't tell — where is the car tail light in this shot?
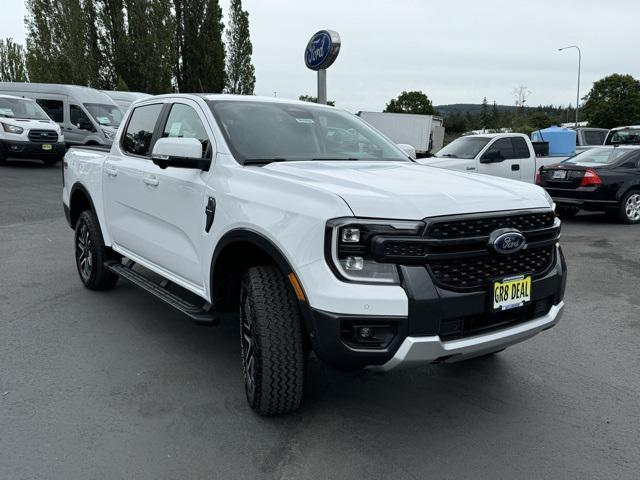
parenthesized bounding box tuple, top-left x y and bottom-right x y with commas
(580, 168, 602, 187)
(535, 170, 542, 185)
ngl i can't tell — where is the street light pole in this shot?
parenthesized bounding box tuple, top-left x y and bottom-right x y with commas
(558, 45, 581, 127)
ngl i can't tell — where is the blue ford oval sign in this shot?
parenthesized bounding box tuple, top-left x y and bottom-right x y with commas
(305, 30, 341, 71)
(489, 229, 527, 255)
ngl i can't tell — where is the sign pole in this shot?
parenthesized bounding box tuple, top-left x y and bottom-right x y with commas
(317, 69, 327, 105)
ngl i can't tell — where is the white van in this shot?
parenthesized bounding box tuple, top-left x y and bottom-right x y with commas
(0, 94, 65, 165)
(0, 83, 123, 146)
(100, 91, 152, 111)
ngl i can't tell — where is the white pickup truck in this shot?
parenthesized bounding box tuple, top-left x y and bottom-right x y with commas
(63, 95, 566, 415)
(419, 133, 568, 182)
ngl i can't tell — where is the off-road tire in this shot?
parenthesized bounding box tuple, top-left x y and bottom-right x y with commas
(74, 210, 119, 290)
(239, 266, 306, 415)
(617, 190, 640, 224)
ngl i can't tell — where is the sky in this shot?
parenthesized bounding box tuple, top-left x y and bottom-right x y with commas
(3, 0, 639, 113)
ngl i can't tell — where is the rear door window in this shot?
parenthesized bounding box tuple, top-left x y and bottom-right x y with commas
(122, 103, 163, 157)
(485, 138, 515, 160)
(511, 137, 530, 159)
(36, 99, 64, 123)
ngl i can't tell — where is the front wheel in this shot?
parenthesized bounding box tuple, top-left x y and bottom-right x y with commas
(239, 266, 306, 415)
(617, 191, 640, 224)
(556, 206, 579, 219)
(41, 157, 59, 166)
(74, 210, 119, 290)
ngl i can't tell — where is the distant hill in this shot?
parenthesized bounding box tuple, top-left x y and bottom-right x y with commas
(435, 104, 518, 117)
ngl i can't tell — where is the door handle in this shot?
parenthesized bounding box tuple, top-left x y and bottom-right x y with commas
(105, 165, 118, 177)
(144, 175, 159, 187)
(512, 164, 520, 171)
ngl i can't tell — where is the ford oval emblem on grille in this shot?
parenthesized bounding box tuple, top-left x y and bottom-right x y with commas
(489, 229, 526, 255)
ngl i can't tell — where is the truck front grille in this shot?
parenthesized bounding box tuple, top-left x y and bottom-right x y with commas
(428, 211, 556, 239)
(429, 245, 555, 290)
(28, 129, 59, 142)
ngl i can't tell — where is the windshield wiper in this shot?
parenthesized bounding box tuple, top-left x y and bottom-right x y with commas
(243, 158, 288, 165)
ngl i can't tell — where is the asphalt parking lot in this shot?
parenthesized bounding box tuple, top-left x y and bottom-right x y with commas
(1, 160, 639, 480)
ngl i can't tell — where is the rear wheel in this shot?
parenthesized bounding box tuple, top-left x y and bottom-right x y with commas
(239, 266, 306, 415)
(617, 191, 640, 224)
(74, 210, 119, 290)
(556, 206, 579, 219)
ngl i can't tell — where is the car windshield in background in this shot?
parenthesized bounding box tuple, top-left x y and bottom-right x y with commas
(207, 100, 409, 163)
(563, 147, 632, 166)
(434, 136, 491, 159)
(0, 97, 49, 120)
(83, 103, 123, 127)
(605, 128, 640, 145)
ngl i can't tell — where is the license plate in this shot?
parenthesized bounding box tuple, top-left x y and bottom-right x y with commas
(552, 170, 567, 180)
(42, 144, 52, 151)
(492, 274, 531, 311)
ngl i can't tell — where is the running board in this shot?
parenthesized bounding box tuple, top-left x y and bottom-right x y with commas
(106, 260, 220, 325)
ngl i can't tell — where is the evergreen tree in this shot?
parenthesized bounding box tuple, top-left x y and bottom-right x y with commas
(0, 38, 28, 82)
(25, 0, 103, 86)
(175, 0, 225, 93)
(489, 101, 500, 129)
(385, 91, 437, 115)
(99, 0, 175, 94)
(479, 97, 489, 128)
(225, 0, 255, 95)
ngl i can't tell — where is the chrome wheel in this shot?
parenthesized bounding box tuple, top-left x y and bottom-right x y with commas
(76, 222, 93, 281)
(625, 194, 640, 221)
(240, 291, 256, 403)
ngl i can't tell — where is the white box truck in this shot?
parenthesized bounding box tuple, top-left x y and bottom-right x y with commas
(357, 111, 444, 157)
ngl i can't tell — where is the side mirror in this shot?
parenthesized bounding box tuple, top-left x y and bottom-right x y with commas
(397, 143, 417, 160)
(151, 137, 210, 170)
(480, 150, 502, 163)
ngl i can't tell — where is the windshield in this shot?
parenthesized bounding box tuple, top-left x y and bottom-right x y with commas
(435, 136, 491, 159)
(563, 147, 632, 166)
(83, 103, 123, 127)
(605, 128, 640, 145)
(207, 100, 409, 163)
(0, 97, 49, 120)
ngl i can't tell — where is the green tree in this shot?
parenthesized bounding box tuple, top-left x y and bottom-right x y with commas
(479, 97, 489, 128)
(225, 0, 255, 95)
(384, 91, 437, 115)
(175, 0, 225, 93)
(444, 113, 468, 133)
(489, 101, 500, 129)
(100, 0, 175, 94)
(582, 74, 640, 128)
(25, 0, 101, 85)
(0, 38, 28, 82)
(299, 94, 335, 106)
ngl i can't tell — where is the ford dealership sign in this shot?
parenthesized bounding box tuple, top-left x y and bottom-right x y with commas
(305, 30, 341, 71)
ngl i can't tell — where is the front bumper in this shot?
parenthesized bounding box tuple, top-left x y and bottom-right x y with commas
(307, 246, 567, 370)
(0, 139, 65, 160)
(374, 302, 563, 371)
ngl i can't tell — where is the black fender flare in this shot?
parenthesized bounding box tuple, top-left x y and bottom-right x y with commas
(68, 182, 98, 228)
(210, 228, 316, 337)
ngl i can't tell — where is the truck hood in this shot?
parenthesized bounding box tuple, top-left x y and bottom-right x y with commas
(262, 161, 551, 219)
(416, 156, 473, 172)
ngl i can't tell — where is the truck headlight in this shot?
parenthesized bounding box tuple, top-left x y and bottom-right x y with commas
(326, 218, 425, 284)
(2, 123, 24, 134)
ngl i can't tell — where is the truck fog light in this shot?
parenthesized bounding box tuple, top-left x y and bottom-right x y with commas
(358, 327, 374, 339)
(344, 256, 364, 270)
(341, 227, 360, 243)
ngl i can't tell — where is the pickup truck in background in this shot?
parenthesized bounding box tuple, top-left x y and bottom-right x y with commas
(418, 133, 568, 183)
(605, 126, 640, 145)
(63, 95, 566, 415)
(573, 127, 608, 152)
